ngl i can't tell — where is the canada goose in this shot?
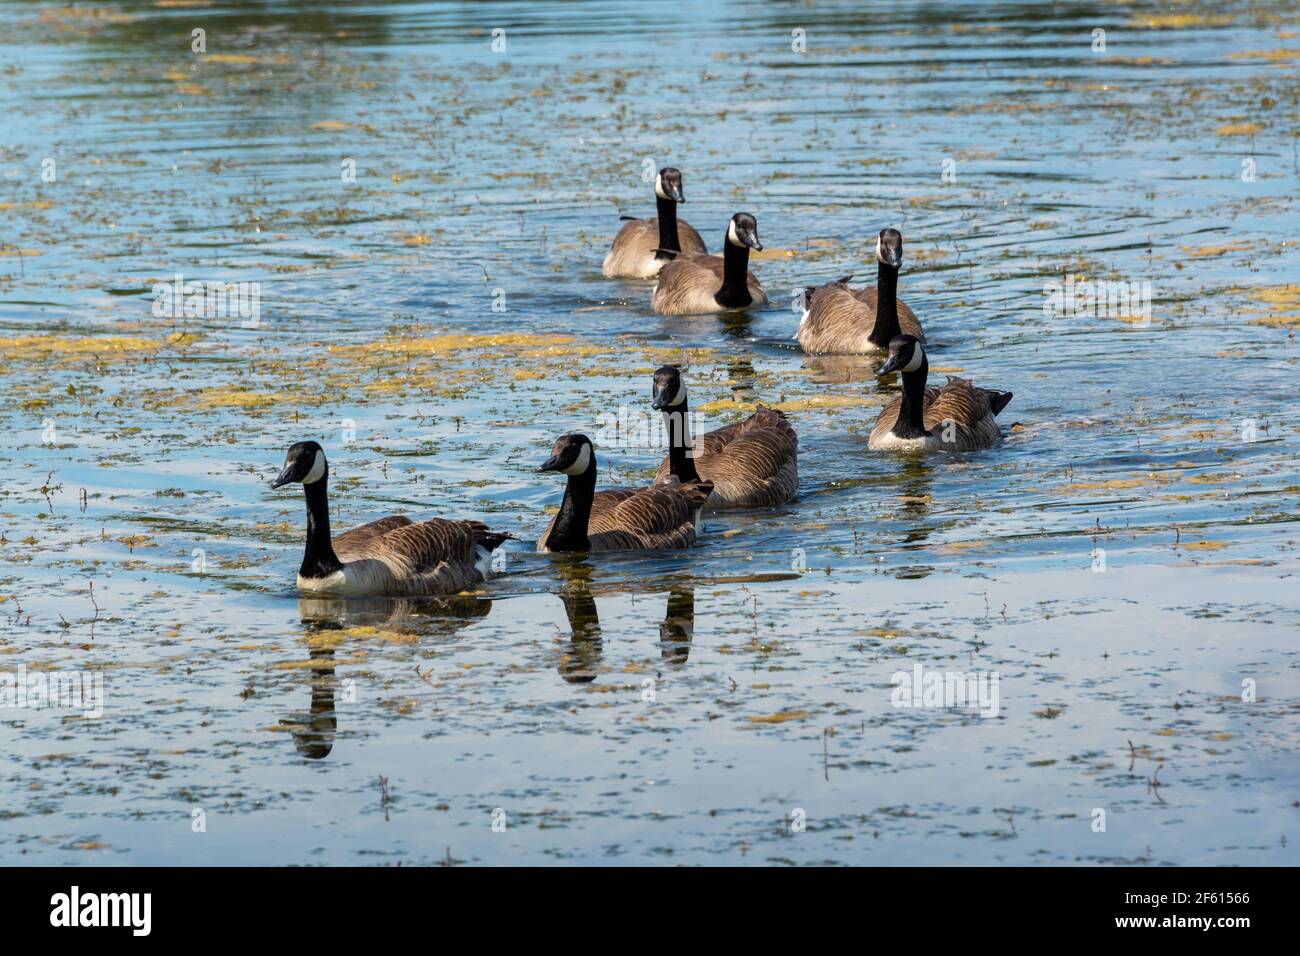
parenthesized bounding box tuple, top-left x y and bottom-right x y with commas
(868, 336, 1013, 452)
(650, 365, 797, 509)
(602, 167, 708, 278)
(796, 228, 923, 354)
(271, 441, 509, 596)
(536, 433, 713, 552)
(651, 212, 769, 314)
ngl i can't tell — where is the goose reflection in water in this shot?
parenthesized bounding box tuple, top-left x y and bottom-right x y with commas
(281, 595, 493, 759)
(557, 582, 603, 684)
(279, 644, 339, 760)
(658, 588, 694, 665)
(803, 352, 886, 386)
(897, 459, 934, 548)
(554, 562, 696, 682)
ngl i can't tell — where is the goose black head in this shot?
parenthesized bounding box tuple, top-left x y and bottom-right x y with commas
(655, 167, 686, 203)
(651, 365, 686, 410)
(877, 334, 925, 376)
(876, 228, 903, 270)
(725, 212, 763, 251)
(538, 433, 595, 476)
(271, 440, 327, 489)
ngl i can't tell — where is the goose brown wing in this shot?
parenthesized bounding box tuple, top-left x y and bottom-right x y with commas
(588, 486, 690, 538)
(798, 283, 874, 353)
(805, 282, 863, 327)
(921, 376, 995, 431)
(702, 407, 796, 479)
(731, 407, 797, 448)
(363, 518, 481, 573)
(332, 515, 414, 558)
(590, 488, 640, 515)
(588, 482, 710, 551)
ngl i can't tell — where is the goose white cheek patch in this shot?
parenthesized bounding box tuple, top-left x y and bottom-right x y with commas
(302, 453, 327, 484)
(727, 220, 740, 246)
(901, 347, 925, 373)
(654, 173, 667, 200)
(561, 445, 592, 476)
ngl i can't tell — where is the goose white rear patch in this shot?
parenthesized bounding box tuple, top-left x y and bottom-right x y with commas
(474, 544, 493, 578)
(872, 432, 939, 452)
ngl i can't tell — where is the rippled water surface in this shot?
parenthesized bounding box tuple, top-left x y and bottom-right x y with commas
(1, 0, 1298, 865)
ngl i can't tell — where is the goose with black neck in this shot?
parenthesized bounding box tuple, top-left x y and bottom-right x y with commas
(867, 336, 1013, 452)
(602, 167, 708, 279)
(650, 365, 798, 509)
(651, 212, 769, 315)
(536, 433, 712, 552)
(796, 227, 925, 354)
(271, 441, 509, 596)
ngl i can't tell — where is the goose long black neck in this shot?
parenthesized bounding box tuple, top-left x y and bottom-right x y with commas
(655, 195, 681, 261)
(662, 396, 702, 484)
(546, 467, 596, 552)
(715, 241, 754, 308)
(301, 480, 344, 578)
(892, 354, 931, 440)
(869, 262, 901, 347)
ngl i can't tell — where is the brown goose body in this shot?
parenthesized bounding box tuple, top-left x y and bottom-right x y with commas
(653, 407, 798, 509)
(652, 253, 767, 315)
(603, 217, 708, 279)
(797, 281, 923, 354)
(867, 337, 1012, 453)
(537, 434, 712, 553)
(536, 484, 710, 552)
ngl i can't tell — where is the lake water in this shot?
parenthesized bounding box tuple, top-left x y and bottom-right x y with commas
(1, 0, 1297, 865)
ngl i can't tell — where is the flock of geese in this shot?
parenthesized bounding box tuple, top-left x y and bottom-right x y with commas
(271, 168, 1015, 597)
